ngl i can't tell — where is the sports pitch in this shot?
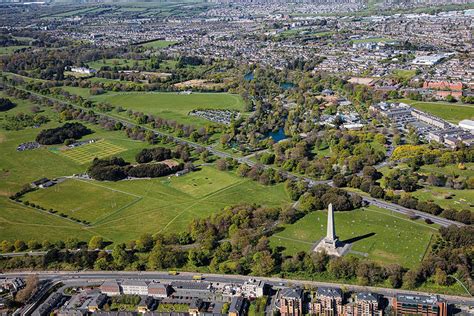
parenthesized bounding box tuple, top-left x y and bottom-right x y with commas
(56, 139, 126, 164)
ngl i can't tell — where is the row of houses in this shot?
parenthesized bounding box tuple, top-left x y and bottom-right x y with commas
(100, 279, 267, 301)
(278, 286, 448, 316)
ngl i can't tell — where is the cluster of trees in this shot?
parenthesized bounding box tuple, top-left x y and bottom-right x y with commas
(0, 97, 15, 111)
(335, 166, 473, 225)
(123, 109, 221, 145)
(236, 163, 286, 186)
(289, 182, 363, 213)
(2, 112, 49, 131)
(35, 122, 92, 145)
(135, 147, 173, 163)
(87, 157, 183, 181)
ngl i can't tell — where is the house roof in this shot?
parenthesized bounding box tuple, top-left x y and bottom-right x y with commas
(316, 287, 342, 298)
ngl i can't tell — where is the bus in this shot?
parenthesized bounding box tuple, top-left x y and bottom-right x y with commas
(192, 275, 203, 280)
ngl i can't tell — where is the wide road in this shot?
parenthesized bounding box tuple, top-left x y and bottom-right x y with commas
(3, 82, 464, 227)
(2, 271, 473, 305)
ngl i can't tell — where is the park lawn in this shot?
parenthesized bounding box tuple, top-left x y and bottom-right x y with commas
(165, 166, 243, 198)
(62, 86, 93, 98)
(269, 206, 437, 268)
(352, 37, 396, 43)
(0, 123, 84, 196)
(141, 40, 177, 49)
(398, 99, 474, 123)
(56, 139, 127, 164)
(392, 69, 417, 81)
(412, 186, 474, 212)
(13, 165, 290, 244)
(24, 178, 141, 223)
(380, 162, 474, 178)
(0, 198, 98, 243)
(419, 163, 474, 178)
(86, 58, 148, 71)
(90, 92, 245, 127)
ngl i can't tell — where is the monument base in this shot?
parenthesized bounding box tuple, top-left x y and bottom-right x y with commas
(312, 238, 351, 257)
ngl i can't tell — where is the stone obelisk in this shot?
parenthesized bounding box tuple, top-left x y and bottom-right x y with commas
(325, 203, 338, 245)
(313, 203, 348, 256)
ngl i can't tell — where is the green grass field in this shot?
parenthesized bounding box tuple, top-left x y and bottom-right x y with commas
(56, 139, 126, 164)
(20, 166, 290, 243)
(392, 69, 417, 81)
(62, 86, 93, 98)
(412, 187, 473, 211)
(269, 206, 436, 268)
(352, 37, 395, 43)
(90, 92, 245, 126)
(25, 178, 140, 223)
(398, 99, 474, 123)
(87, 58, 148, 70)
(141, 40, 177, 49)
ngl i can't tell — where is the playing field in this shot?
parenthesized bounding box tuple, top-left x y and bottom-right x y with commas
(269, 206, 437, 268)
(90, 92, 245, 126)
(19, 166, 290, 243)
(25, 178, 141, 223)
(141, 40, 177, 49)
(57, 139, 126, 164)
(398, 99, 474, 123)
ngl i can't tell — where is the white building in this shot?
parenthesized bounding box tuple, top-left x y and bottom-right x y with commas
(241, 279, 267, 298)
(121, 280, 148, 296)
(459, 119, 474, 132)
(70, 67, 96, 74)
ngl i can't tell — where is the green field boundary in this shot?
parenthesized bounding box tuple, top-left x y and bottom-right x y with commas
(92, 196, 143, 226)
(72, 178, 142, 198)
(9, 199, 88, 227)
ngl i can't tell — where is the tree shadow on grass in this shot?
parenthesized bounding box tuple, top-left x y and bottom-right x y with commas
(340, 232, 376, 245)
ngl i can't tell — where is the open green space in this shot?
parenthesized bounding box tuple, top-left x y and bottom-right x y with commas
(269, 206, 436, 268)
(398, 99, 474, 123)
(419, 163, 474, 178)
(412, 186, 473, 212)
(62, 86, 93, 98)
(86, 58, 148, 71)
(90, 92, 245, 126)
(352, 37, 395, 43)
(56, 139, 127, 164)
(24, 178, 140, 223)
(0, 198, 97, 242)
(141, 40, 178, 49)
(392, 69, 417, 81)
(19, 166, 290, 243)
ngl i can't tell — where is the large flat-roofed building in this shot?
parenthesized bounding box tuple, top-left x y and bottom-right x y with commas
(121, 280, 149, 296)
(279, 287, 304, 316)
(393, 294, 447, 316)
(170, 281, 215, 301)
(309, 287, 343, 316)
(459, 119, 474, 132)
